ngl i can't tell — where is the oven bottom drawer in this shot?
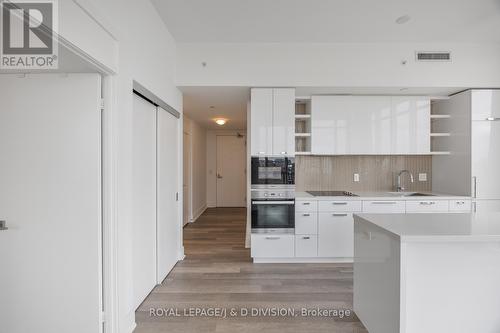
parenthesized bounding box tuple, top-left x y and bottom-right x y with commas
(251, 234, 294, 258)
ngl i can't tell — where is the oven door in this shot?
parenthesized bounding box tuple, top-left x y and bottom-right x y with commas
(251, 200, 295, 233)
(251, 157, 295, 186)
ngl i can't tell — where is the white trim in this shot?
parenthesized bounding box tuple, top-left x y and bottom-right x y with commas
(190, 205, 207, 223)
(177, 114, 185, 261)
(253, 258, 354, 263)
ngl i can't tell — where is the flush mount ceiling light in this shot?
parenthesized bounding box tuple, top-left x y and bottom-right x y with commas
(396, 15, 411, 24)
(214, 118, 227, 126)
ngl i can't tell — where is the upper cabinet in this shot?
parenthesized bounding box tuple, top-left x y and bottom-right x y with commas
(471, 90, 500, 121)
(251, 88, 295, 156)
(311, 96, 430, 155)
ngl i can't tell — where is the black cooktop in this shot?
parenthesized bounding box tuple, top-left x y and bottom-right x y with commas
(306, 191, 358, 197)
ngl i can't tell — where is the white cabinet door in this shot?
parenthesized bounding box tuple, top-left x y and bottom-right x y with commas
(362, 201, 406, 213)
(295, 200, 318, 212)
(318, 213, 354, 258)
(250, 88, 273, 156)
(391, 97, 430, 154)
(295, 212, 318, 234)
(471, 121, 500, 199)
(405, 200, 449, 213)
(474, 200, 500, 212)
(318, 200, 362, 212)
(251, 234, 294, 258)
(272, 88, 295, 156)
(449, 200, 472, 212)
(471, 90, 500, 121)
(295, 235, 318, 257)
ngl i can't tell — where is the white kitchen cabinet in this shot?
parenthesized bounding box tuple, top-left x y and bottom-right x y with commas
(311, 95, 430, 155)
(251, 234, 294, 258)
(318, 213, 354, 258)
(471, 121, 500, 199)
(295, 212, 318, 234)
(391, 97, 430, 154)
(295, 200, 318, 212)
(473, 200, 500, 213)
(273, 88, 295, 155)
(250, 88, 273, 156)
(471, 90, 500, 120)
(250, 88, 295, 156)
(295, 235, 318, 257)
(406, 200, 449, 213)
(449, 200, 472, 212)
(318, 200, 362, 212)
(362, 200, 406, 213)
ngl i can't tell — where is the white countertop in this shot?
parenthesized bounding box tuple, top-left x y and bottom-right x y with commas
(354, 213, 500, 242)
(295, 191, 470, 201)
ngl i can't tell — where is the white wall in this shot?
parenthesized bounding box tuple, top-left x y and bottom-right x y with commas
(79, 1, 182, 332)
(176, 43, 500, 88)
(206, 130, 247, 207)
(183, 116, 208, 221)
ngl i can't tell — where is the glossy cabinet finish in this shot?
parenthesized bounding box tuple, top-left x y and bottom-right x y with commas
(251, 234, 294, 258)
(295, 212, 318, 234)
(405, 200, 449, 213)
(250, 88, 273, 156)
(471, 121, 500, 199)
(318, 213, 354, 258)
(295, 200, 318, 212)
(311, 96, 430, 155)
(362, 200, 406, 213)
(250, 88, 295, 156)
(449, 200, 472, 212)
(471, 90, 500, 120)
(295, 235, 318, 257)
(318, 200, 362, 212)
(272, 88, 296, 156)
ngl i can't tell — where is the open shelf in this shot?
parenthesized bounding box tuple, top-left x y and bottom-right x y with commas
(295, 152, 312, 155)
(430, 133, 451, 137)
(295, 114, 311, 119)
(430, 114, 451, 119)
(430, 151, 451, 155)
(295, 133, 311, 137)
(295, 99, 312, 155)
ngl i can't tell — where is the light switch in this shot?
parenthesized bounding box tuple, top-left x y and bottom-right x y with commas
(419, 173, 427, 181)
(353, 173, 360, 182)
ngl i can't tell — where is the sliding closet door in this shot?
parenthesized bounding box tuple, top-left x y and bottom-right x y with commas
(0, 74, 102, 333)
(156, 107, 180, 283)
(132, 94, 157, 309)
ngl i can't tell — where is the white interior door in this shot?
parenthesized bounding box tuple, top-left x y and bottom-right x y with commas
(156, 107, 179, 283)
(0, 74, 102, 333)
(132, 94, 157, 309)
(216, 135, 247, 207)
(183, 132, 191, 225)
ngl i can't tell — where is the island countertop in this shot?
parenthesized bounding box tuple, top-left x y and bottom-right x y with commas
(354, 213, 500, 242)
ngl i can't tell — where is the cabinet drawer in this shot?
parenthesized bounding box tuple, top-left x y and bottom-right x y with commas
(406, 200, 449, 213)
(318, 213, 354, 258)
(251, 234, 294, 258)
(318, 200, 362, 212)
(295, 235, 318, 257)
(449, 200, 471, 212)
(362, 201, 406, 213)
(295, 212, 318, 234)
(295, 200, 318, 212)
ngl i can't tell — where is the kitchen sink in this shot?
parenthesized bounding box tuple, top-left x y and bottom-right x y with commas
(388, 192, 436, 197)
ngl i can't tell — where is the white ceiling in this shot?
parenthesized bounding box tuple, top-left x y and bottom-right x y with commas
(151, 0, 500, 43)
(182, 87, 249, 130)
(181, 86, 465, 130)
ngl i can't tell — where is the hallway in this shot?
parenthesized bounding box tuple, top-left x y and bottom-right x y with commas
(134, 208, 367, 333)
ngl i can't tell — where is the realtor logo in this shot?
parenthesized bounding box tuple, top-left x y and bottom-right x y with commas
(1, 0, 58, 69)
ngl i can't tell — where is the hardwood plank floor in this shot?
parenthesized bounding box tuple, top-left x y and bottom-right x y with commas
(134, 208, 368, 333)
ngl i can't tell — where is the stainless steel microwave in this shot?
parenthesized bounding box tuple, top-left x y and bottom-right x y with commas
(251, 157, 294, 186)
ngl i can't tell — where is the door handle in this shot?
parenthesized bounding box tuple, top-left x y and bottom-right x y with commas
(0, 220, 7, 230)
(472, 176, 477, 198)
(217, 173, 223, 179)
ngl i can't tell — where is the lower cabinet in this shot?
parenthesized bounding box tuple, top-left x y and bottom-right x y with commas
(406, 200, 449, 213)
(318, 213, 354, 258)
(362, 200, 406, 213)
(251, 234, 294, 258)
(295, 235, 318, 257)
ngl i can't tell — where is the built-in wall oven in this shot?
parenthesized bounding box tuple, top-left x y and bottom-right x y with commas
(251, 157, 295, 187)
(251, 188, 295, 234)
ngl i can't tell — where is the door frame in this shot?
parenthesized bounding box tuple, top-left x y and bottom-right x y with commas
(183, 130, 192, 225)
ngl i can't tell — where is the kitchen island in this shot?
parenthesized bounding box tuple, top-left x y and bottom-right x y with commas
(353, 213, 500, 333)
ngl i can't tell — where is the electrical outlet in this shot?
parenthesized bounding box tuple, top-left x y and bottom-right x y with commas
(353, 173, 360, 182)
(419, 173, 427, 181)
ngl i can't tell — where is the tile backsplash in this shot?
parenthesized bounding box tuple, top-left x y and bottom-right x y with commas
(295, 155, 432, 192)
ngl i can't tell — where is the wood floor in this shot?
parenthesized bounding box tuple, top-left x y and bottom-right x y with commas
(134, 208, 368, 333)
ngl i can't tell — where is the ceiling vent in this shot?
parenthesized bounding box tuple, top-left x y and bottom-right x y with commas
(415, 51, 451, 61)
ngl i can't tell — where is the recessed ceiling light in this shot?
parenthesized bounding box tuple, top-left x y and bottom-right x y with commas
(214, 118, 227, 126)
(396, 15, 411, 24)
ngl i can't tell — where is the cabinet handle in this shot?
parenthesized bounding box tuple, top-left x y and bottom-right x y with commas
(265, 236, 280, 240)
(472, 176, 477, 198)
(302, 202, 310, 205)
(302, 236, 310, 240)
(332, 202, 348, 205)
(419, 201, 435, 205)
(302, 213, 310, 217)
(371, 201, 397, 205)
(258, 151, 266, 155)
(281, 151, 287, 155)
(456, 201, 465, 205)
(332, 213, 348, 217)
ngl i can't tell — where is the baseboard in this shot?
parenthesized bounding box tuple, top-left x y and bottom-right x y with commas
(252, 257, 354, 264)
(190, 204, 207, 223)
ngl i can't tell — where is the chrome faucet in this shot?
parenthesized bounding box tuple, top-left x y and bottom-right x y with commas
(397, 170, 414, 192)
